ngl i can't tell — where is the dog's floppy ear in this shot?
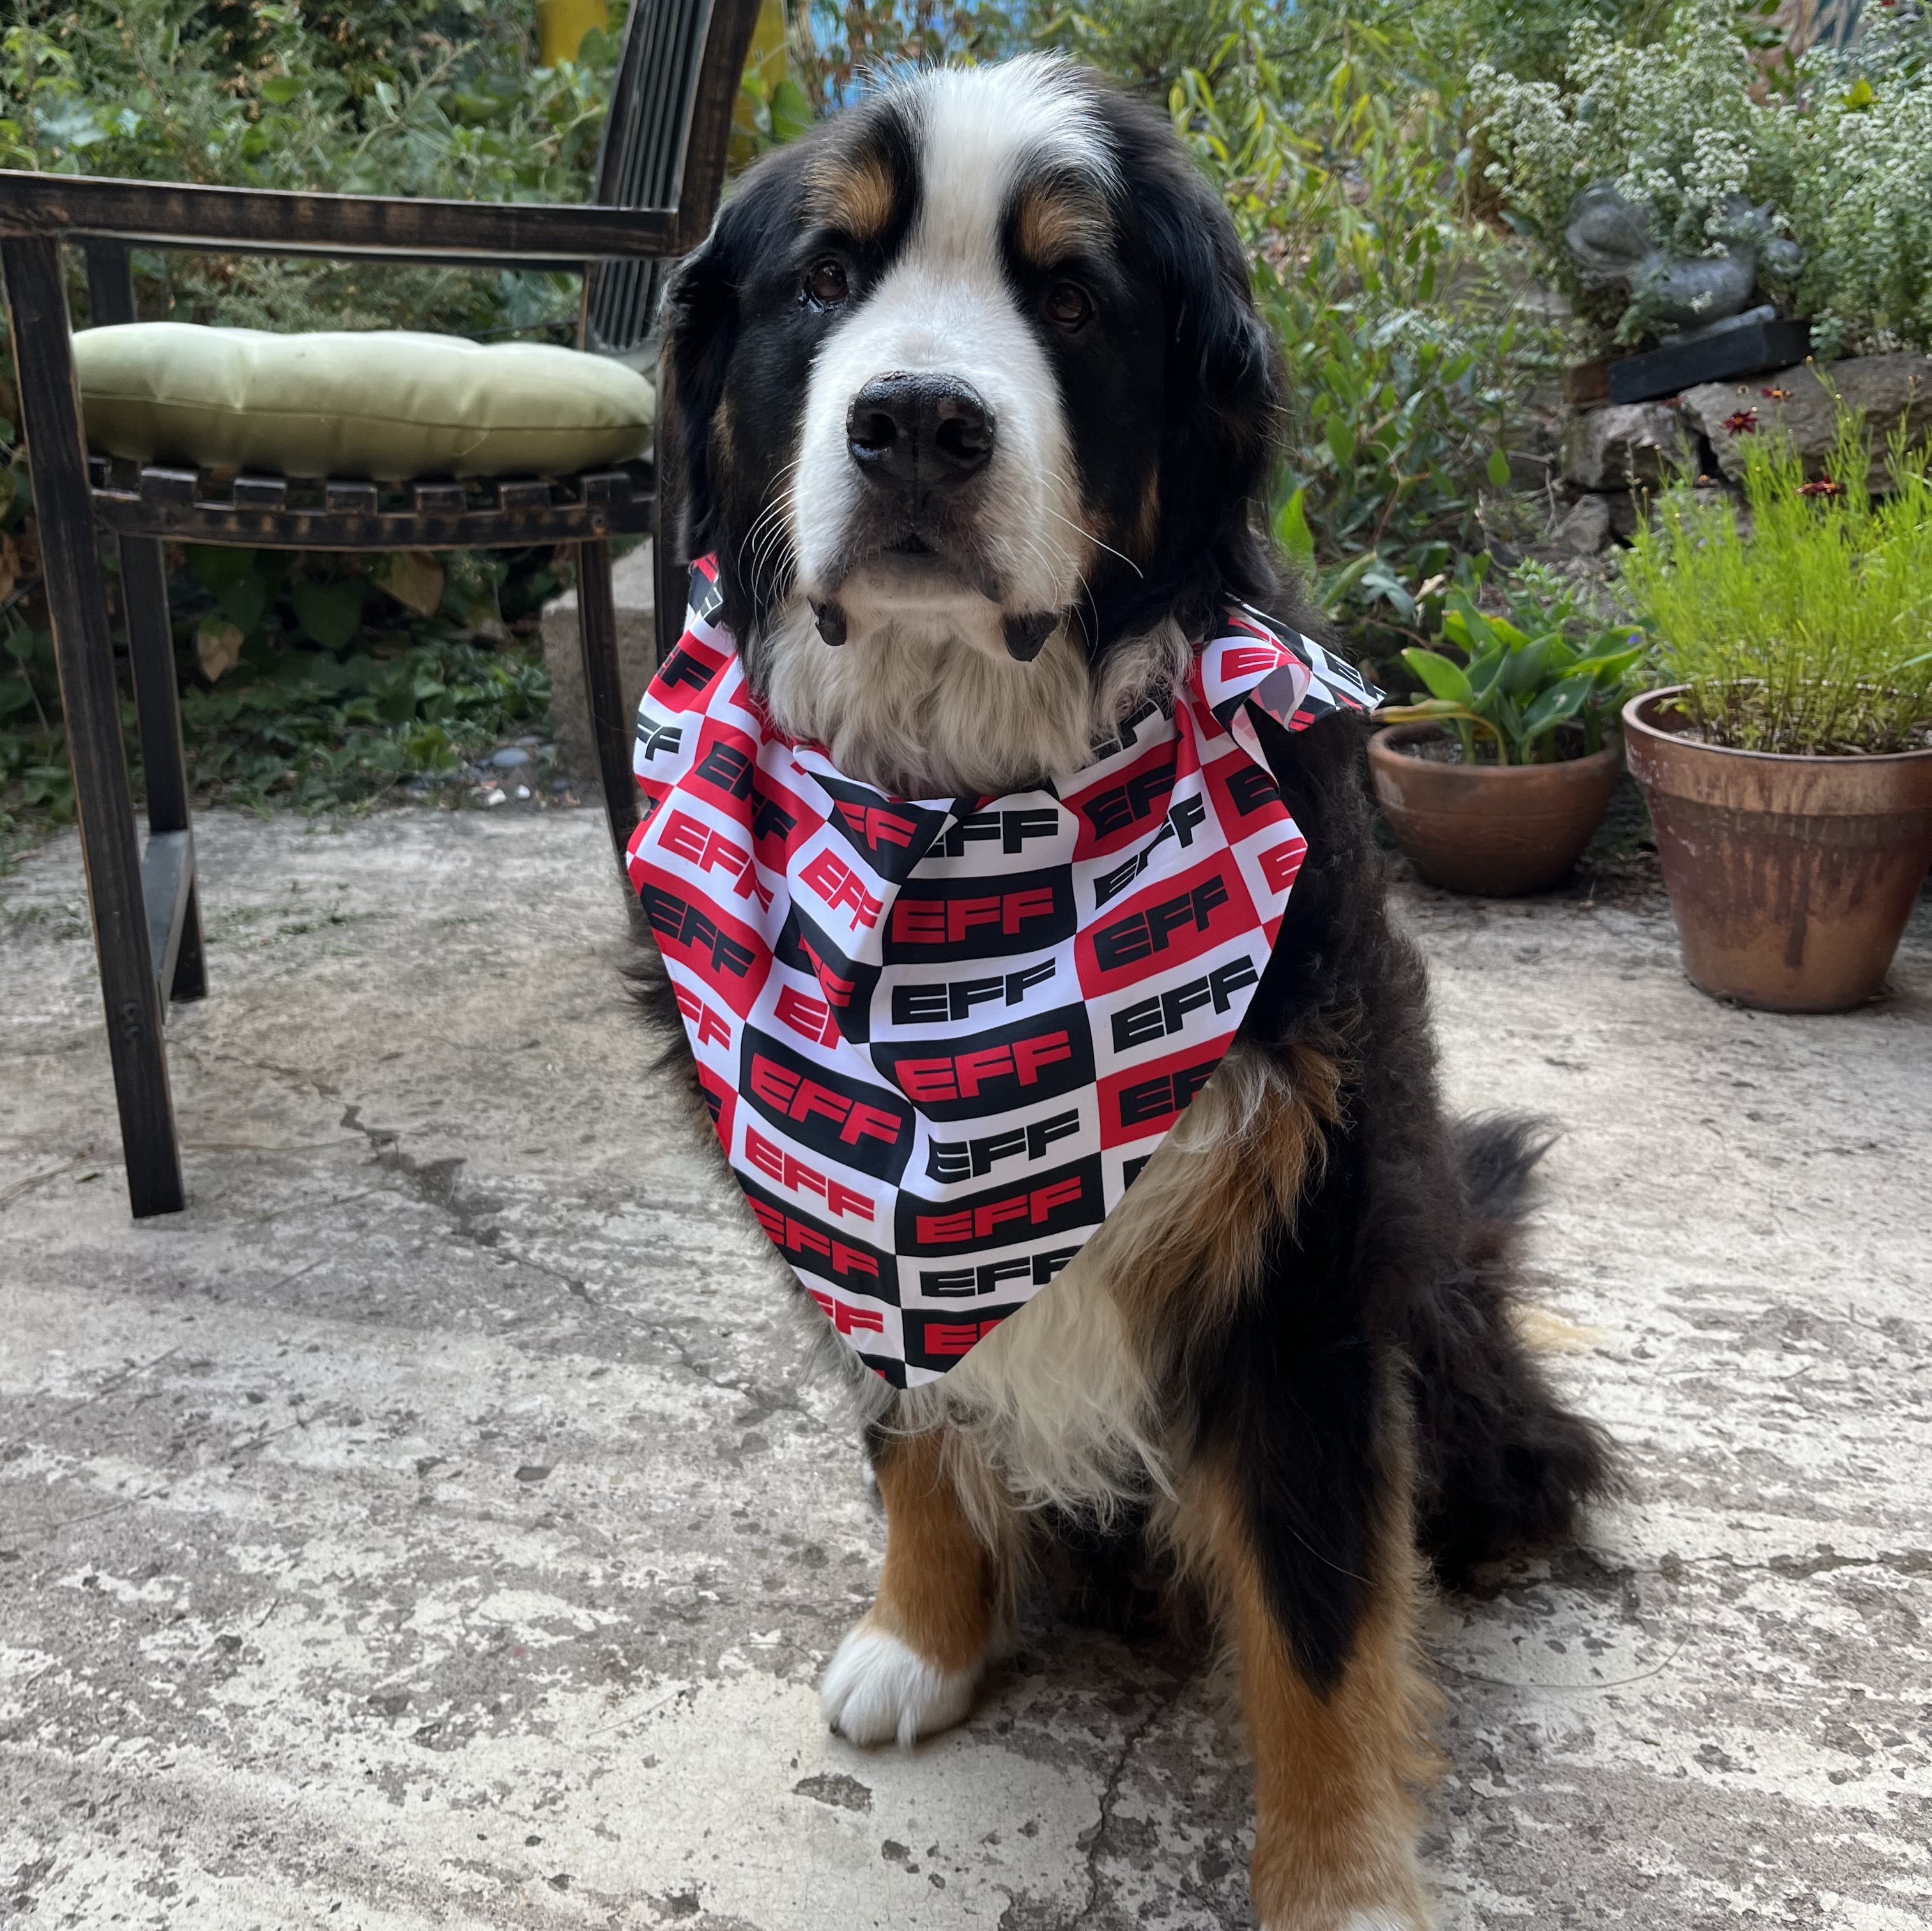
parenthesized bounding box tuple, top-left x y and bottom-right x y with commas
(1110, 102, 1286, 623)
(657, 142, 818, 581)
(656, 175, 768, 571)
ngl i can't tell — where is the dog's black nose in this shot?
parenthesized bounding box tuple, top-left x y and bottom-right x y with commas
(847, 374, 994, 492)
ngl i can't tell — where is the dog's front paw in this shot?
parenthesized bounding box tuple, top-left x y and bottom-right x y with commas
(820, 1621, 980, 1748)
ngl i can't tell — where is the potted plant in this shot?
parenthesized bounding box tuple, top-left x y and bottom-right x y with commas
(1369, 565, 1645, 896)
(1619, 417, 1932, 1012)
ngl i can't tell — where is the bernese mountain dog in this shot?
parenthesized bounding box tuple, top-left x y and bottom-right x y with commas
(633, 54, 1616, 1931)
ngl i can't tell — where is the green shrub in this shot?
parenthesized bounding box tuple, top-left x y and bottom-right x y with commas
(1475, 0, 1932, 356)
(1619, 415, 1932, 755)
(2, 0, 622, 338)
(1169, 14, 1560, 654)
(0, 1, 622, 841)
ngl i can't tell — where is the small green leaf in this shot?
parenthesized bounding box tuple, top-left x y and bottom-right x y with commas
(217, 575, 270, 636)
(292, 579, 368, 652)
(769, 77, 814, 145)
(187, 545, 259, 595)
(260, 75, 303, 105)
(1448, 594, 1503, 655)
(1359, 560, 1415, 621)
(1273, 486, 1316, 564)
(1375, 698, 1480, 731)
(1326, 416, 1357, 469)
(1501, 635, 1558, 694)
(1570, 640, 1649, 690)
(1485, 448, 1512, 489)
(1465, 644, 1507, 701)
(1521, 675, 1596, 738)
(1312, 548, 1379, 614)
(1401, 648, 1475, 705)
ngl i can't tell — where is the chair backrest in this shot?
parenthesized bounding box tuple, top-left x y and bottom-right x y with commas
(583, 0, 753, 360)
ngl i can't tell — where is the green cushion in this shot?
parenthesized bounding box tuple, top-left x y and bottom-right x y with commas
(72, 323, 655, 482)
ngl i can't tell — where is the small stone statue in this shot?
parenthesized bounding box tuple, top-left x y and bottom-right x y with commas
(1564, 183, 1802, 342)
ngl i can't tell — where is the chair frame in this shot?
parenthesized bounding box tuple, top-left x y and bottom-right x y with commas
(0, 0, 759, 1219)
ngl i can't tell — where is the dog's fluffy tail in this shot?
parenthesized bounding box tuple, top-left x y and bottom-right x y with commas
(1406, 1115, 1622, 1587)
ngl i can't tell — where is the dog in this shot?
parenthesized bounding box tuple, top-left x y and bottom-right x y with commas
(633, 54, 1615, 1931)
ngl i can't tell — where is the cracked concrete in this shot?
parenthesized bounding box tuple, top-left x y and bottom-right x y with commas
(1, 807, 1928, 1930)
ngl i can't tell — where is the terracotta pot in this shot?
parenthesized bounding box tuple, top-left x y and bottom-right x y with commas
(1623, 687, 1932, 1012)
(1367, 724, 1623, 896)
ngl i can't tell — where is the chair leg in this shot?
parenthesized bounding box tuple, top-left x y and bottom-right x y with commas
(653, 399, 689, 669)
(3, 236, 183, 1217)
(574, 537, 640, 862)
(119, 533, 206, 1002)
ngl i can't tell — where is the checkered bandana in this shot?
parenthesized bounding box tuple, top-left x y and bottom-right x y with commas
(627, 558, 1379, 1386)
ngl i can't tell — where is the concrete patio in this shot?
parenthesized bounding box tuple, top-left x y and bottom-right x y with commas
(2, 807, 1928, 1930)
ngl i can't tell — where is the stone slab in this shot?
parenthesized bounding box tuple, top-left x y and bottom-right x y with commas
(1599, 317, 1814, 406)
(1548, 492, 1613, 556)
(540, 540, 656, 789)
(1680, 353, 1932, 489)
(1560, 402, 1692, 492)
(1, 811, 1928, 1929)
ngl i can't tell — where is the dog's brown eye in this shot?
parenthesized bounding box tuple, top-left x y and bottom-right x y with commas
(1043, 282, 1092, 332)
(804, 259, 849, 309)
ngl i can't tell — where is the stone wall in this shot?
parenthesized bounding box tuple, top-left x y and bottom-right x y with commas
(1552, 353, 1932, 554)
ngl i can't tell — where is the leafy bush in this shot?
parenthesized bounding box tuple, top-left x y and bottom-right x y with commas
(0, 0, 625, 841)
(1619, 414, 1932, 755)
(1379, 561, 1646, 762)
(1409, 0, 1669, 89)
(3, 1, 623, 339)
(1163, 10, 1561, 657)
(1, 536, 561, 837)
(1475, 0, 1932, 356)
(175, 619, 553, 809)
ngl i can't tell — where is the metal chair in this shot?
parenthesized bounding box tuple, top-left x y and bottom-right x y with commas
(0, 0, 760, 1218)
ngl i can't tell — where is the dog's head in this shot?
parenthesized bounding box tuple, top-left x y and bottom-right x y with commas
(658, 56, 1287, 796)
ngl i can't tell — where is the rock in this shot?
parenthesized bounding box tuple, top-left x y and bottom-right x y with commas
(1551, 494, 1613, 556)
(540, 541, 657, 791)
(1560, 403, 1692, 491)
(1680, 353, 1932, 489)
(1606, 488, 1660, 541)
(487, 746, 530, 770)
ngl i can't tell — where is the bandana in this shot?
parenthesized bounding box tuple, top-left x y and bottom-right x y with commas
(627, 558, 1378, 1386)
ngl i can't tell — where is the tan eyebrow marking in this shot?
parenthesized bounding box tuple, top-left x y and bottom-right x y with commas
(1009, 176, 1113, 266)
(802, 148, 899, 243)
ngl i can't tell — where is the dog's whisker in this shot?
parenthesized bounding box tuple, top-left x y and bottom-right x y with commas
(1041, 503, 1144, 579)
(738, 458, 806, 584)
